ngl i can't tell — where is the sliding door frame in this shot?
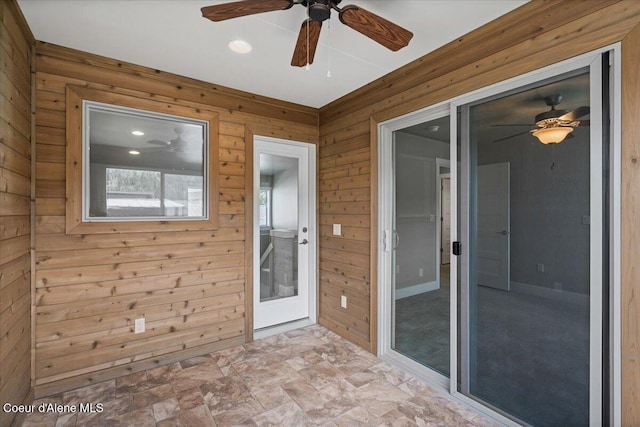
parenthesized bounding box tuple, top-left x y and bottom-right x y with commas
(377, 103, 452, 389)
(378, 43, 621, 426)
(450, 44, 620, 425)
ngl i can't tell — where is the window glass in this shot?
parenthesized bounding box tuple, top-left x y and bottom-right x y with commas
(259, 188, 271, 227)
(85, 102, 208, 221)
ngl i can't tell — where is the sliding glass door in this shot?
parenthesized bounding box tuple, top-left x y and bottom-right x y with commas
(454, 54, 607, 425)
(379, 47, 616, 426)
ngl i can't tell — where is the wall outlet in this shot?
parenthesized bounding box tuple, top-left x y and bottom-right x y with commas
(134, 317, 145, 334)
(332, 224, 342, 236)
(536, 263, 545, 273)
(395, 265, 400, 274)
(419, 268, 424, 277)
(340, 295, 347, 309)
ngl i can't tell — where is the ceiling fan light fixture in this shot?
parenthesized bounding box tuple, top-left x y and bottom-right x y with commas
(228, 39, 252, 54)
(532, 126, 574, 144)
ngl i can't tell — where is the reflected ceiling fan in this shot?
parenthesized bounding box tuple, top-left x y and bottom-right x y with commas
(493, 95, 590, 144)
(201, 0, 414, 67)
(144, 128, 201, 153)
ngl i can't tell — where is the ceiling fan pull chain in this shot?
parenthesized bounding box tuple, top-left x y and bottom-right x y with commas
(327, 19, 332, 78)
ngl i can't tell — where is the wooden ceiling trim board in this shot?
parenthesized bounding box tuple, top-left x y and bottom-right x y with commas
(320, 0, 640, 136)
(36, 43, 318, 127)
(3, 0, 34, 45)
(319, 0, 621, 123)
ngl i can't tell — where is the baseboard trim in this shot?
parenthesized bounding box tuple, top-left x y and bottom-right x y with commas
(395, 281, 439, 300)
(510, 281, 589, 306)
(34, 335, 244, 399)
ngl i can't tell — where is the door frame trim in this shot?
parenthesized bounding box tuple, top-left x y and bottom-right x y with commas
(251, 135, 317, 332)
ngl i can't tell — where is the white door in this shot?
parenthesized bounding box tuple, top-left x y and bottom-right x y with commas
(441, 177, 451, 265)
(253, 137, 316, 330)
(476, 162, 510, 290)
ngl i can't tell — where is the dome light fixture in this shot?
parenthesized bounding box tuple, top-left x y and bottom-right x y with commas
(531, 126, 574, 144)
(228, 39, 252, 54)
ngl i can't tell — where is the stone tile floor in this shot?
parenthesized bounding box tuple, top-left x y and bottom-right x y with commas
(22, 325, 497, 426)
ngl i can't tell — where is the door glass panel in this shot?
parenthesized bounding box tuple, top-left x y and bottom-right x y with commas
(259, 153, 299, 302)
(463, 71, 591, 425)
(392, 116, 451, 377)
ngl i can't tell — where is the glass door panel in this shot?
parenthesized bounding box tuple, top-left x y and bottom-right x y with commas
(461, 71, 594, 425)
(392, 116, 451, 377)
(254, 139, 312, 330)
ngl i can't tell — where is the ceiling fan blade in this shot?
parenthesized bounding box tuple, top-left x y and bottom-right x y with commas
(492, 130, 532, 143)
(558, 106, 590, 121)
(146, 139, 171, 146)
(201, 0, 293, 22)
(291, 19, 322, 67)
(338, 5, 413, 51)
(490, 124, 535, 127)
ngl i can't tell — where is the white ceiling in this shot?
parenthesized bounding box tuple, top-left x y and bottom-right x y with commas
(17, 0, 527, 108)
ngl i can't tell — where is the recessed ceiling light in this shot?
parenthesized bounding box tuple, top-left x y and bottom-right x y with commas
(131, 130, 144, 136)
(228, 40, 252, 54)
(129, 150, 140, 155)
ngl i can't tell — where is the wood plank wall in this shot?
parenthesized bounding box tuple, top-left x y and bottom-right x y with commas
(0, 0, 34, 426)
(32, 42, 317, 396)
(317, 1, 640, 423)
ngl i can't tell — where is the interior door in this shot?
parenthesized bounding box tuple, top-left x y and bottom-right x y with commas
(476, 163, 510, 290)
(253, 138, 314, 330)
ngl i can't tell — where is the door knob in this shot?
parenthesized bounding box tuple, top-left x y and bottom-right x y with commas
(299, 239, 309, 245)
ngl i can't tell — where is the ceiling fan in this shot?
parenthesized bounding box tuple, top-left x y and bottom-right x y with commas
(200, 0, 414, 67)
(144, 128, 201, 153)
(493, 95, 590, 144)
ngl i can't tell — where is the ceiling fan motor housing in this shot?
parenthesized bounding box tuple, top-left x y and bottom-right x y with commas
(303, 0, 339, 22)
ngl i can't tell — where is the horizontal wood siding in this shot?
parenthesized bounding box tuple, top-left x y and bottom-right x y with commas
(318, 8, 640, 420)
(0, 0, 33, 426)
(32, 42, 317, 395)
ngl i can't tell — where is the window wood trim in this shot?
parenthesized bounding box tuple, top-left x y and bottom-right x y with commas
(65, 85, 219, 234)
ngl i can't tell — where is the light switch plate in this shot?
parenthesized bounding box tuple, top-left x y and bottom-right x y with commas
(333, 224, 342, 236)
(340, 295, 347, 309)
(134, 318, 145, 334)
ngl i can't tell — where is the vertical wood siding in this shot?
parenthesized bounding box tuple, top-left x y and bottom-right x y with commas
(0, 0, 33, 425)
(32, 42, 317, 396)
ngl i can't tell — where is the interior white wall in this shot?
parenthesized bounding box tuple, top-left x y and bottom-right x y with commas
(394, 132, 450, 292)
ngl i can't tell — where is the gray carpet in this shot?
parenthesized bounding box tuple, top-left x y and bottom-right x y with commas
(394, 265, 590, 427)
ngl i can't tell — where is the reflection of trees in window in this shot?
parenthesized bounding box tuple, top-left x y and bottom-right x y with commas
(106, 168, 160, 197)
(104, 168, 203, 218)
